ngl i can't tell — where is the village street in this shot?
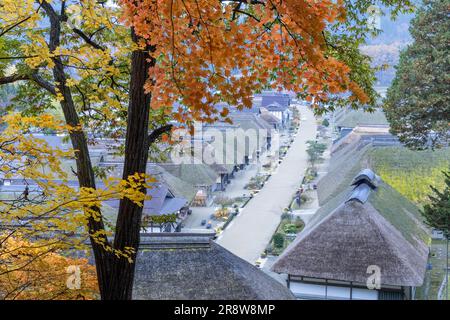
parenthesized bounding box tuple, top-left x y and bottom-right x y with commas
(216, 104, 317, 264)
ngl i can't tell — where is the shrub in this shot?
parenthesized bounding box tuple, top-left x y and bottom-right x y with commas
(214, 208, 229, 219)
(283, 223, 298, 234)
(306, 140, 327, 168)
(273, 233, 285, 248)
(214, 195, 233, 208)
(245, 175, 266, 190)
(300, 193, 311, 203)
(322, 118, 330, 127)
(294, 217, 305, 229)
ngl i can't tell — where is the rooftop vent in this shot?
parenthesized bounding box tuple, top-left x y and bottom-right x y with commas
(351, 168, 378, 189)
(347, 169, 379, 204)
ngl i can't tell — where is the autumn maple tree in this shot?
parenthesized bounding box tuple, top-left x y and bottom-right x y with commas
(0, 237, 98, 300)
(0, 0, 413, 299)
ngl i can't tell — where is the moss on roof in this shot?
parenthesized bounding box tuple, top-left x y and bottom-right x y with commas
(272, 186, 429, 285)
(369, 182, 430, 246)
(157, 168, 197, 201)
(336, 108, 388, 128)
(316, 139, 431, 249)
(322, 135, 450, 206)
(368, 147, 450, 204)
(317, 142, 371, 205)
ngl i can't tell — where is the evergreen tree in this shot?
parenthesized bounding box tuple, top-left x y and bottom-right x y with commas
(384, 0, 450, 149)
(422, 168, 450, 299)
(422, 169, 450, 237)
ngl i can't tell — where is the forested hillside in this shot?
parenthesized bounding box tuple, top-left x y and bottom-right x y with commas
(362, 6, 414, 87)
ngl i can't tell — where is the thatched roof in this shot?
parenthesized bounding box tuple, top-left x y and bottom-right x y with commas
(133, 233, 295, 300)
(229, 113, 273, 132)
(103, 182, 187, 217)
(259, 109, 281, 126)
(332, 125, 395, 154)
(148, 165, 197, 202)
(203, 125, 253, 163)
(271, 169, 430, 287)
(335, 108, 388, 128)
(318, 139, 372, 205)
(265, 103, 287, 112)
(159, 163, 219, 188)
(98, 162, 197, 202)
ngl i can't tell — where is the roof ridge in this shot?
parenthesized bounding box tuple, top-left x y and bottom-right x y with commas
(346, 169, 379, 204)
(140, 232, 216, 249)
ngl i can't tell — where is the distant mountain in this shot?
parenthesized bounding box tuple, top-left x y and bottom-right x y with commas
(366, 9, 413, 45)
(362, 6, 415, 86)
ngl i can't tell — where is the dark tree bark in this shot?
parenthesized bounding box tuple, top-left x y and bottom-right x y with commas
(36, 2, 171, 300)
(103, 30, 154, 300)
(41, 1, 112, 298)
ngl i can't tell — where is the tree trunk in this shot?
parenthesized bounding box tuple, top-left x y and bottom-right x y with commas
(58, 87, 112, 298)
(43, 2, 112, 298)
(102, 31, 154, 300)
(44, 3, 158, 299)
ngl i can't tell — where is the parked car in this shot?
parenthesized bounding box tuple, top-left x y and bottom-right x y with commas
(201, 219, 207, 226)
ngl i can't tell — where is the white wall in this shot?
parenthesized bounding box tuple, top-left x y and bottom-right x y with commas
(290, 281, 378, 300)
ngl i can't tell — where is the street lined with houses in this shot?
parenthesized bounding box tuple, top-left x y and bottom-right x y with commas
(217, 104, 317, 263)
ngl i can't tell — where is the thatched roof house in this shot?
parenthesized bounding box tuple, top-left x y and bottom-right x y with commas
(103, 182, 188, 218)
(229, 113, 273, 132)
(259, 107, 282, 129)
(159, 163, 219, 189)
(97, 162, 197, 203)
(271, 169, 430, 300)
(333, 107, 388, 130)
(229, 113, 274, 153)
(133, 233, 295, 300)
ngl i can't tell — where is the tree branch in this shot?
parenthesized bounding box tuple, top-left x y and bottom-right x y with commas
(148, 124, 173, 146)
(0, 74, 28, 85)
(29, 73, 57, 95)
(0, 2, 42, 38)
(0, 55, 38, 60)
(0, 16, 32, 38)
(233, 9, 261, 22)
(0, 73, 56, 95)
(72, 28, 105, 51)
